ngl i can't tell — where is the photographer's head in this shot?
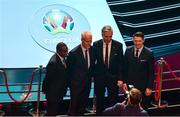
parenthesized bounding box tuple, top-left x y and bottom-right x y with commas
(103, 87, 148, 116)
(128, 88, 142, 106)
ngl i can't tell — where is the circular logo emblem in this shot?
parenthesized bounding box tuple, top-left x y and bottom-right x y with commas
(29, 4, 90, 52)
(43, 10, 74, 35)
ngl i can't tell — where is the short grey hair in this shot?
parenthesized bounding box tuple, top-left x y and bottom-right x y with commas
(101, 25, 113, 34)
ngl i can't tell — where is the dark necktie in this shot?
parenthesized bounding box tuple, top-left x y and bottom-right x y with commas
(135, 49, 139, 58)
(105, 44, 109, 68)
(62, 58, 67, 68)
(85, 49, 88, 68)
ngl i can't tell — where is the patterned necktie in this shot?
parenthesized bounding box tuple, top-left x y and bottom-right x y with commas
(105, 44, 109, 68)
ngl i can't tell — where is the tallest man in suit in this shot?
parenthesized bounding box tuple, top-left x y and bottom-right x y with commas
(123, 31, 155, 110)
(93, 25, 124, 115)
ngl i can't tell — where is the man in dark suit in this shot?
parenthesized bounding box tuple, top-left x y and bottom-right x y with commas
(67, 31, 94, 115)
(103, 88, 148, 116)
(123, 32, 155, 110)
(42, 42, 68, 116)
(93, 25, 124, 115)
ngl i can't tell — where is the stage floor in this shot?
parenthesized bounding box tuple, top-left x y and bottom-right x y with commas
(0, 67, 180, 116)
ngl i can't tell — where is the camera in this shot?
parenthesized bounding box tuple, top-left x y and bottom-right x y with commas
(125, 85, 134, 96)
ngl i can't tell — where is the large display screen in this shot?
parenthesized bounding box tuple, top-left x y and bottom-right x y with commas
(0, 0, 126, 68)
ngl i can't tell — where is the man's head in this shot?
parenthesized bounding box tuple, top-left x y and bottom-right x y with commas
(133, 32, 145, 49)
(102, 25, 113, 44)
(128, 88, 142, 105)
(56, 42, 68, 58)
(81, 31, 92, 49)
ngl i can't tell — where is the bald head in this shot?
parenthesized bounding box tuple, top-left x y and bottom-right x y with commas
(81, 31, 92, 49)
(81, 31, 92, 39)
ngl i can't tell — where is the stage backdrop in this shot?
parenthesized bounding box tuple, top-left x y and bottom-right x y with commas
(0, 0, 126, 68)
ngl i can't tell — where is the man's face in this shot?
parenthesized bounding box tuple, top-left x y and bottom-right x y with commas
(102, 31, 112, 44)
(59, 46, 68, 58)
(82, 34, 92, 49)
(133, 36, 144, 49)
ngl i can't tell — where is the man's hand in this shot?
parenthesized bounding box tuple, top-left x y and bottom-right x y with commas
(145, 88, 152, 96)
(117, 81, 128, 92)
(117, 80, 123, 87)
(122, 83, 128, 91)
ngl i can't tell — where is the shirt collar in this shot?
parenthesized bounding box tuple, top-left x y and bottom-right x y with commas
(103, 40, 112, 46)
(134, 45, 144, 52)
(56, 53, 64, 62)
(81, 44, 88, 52)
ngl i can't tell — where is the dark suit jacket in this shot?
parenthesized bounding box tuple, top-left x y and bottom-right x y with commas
(42, 54, 67, 102)
(66, 45, 94, 94)
(103, 103, 148, 116)
(124, 46, 155, 91)
(93, 39, 123, 81)
(66, 45, 94, 115)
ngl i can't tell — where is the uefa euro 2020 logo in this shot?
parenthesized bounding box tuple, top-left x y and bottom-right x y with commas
(29, 4, 90, 52)
(43, 10, 74, 35)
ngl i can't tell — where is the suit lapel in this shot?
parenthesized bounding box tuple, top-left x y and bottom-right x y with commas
(56, 55, 66, 69)
(138, 47, 144, 59)
(110, 40, 115, 62)
(89, 47, 92, 65)
(78, 45, 88, 69)
(99, 40, 104, 63)
(131, 47, 136, 59)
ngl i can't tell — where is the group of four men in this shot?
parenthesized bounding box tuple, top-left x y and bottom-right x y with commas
(42, 25, 155, 116)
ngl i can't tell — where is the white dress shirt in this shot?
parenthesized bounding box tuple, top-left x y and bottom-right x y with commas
(134, 45, 144, 58)
(103, 41, 112, 66)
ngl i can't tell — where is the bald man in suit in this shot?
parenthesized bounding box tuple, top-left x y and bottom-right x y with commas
(67, 31, 94, 115)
